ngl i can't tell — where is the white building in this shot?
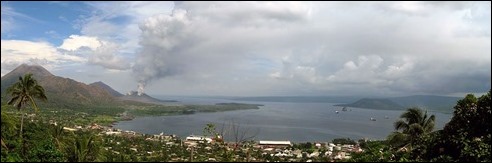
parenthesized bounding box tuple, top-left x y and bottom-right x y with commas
(259, 140, 291, 144)
(186, 135, 212, 143)
(63, 127, 77, 131)
(105, 131, 121, 135)
(259, 140, 292, 147)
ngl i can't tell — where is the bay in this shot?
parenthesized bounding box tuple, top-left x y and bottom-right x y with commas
(114, 96, 453, 143)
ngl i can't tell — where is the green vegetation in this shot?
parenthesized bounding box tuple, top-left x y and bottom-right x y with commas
(6, 73, 47, 112)
(411, 92, 491, 162)
(347, 90, 491, 162)
(336, 98, 404, 110)
(387, 108, 436, 148)
(127, 103, 261, 116)
(5, 73, 48, 157)
(336, 95, 461, 114)
(332, 138, 357, 145)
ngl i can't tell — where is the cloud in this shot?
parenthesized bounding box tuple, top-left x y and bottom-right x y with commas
(1, 2, 17, 34)
(1, 33, 131, 77)
(175, 1, 311, 26)
(45, 30, 62, 39)
(124, 1, 491, 96)
(4, 2, 487, 96)
(131, 2, 313, 88)
(327, 55, 385, 85)
(58, 35, 130, 70)
(89, 42, 131, 70)
(59, 35, 102, 51)
(75, 1, 175, 54)
(1, 40, 84, 76)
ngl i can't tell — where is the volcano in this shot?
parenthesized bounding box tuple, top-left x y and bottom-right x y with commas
(1, 64, 115, 105)
(118, 91, 178, 104)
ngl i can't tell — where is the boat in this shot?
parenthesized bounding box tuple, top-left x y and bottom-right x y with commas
(370, 117, 376, 121)
(335, 111, 339, 114)
(385, 116, 389, 119)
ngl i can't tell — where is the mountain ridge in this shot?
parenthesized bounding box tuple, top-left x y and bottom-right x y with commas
(1, 64, 116, 106)
(90, 81, 123, 97)
(1, 64, 172, 107)
(335, 95, 461, 113)
(335, 98, 405, 110)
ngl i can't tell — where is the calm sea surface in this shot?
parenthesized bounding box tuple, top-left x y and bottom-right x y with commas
(114, 96, 453, 143)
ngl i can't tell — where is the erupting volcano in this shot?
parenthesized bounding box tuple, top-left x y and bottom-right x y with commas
(119, 83, 178, 104)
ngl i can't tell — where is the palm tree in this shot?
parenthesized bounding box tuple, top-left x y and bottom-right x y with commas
(50, 125, 66, 150)
(395, 107, 435, 136)
(6, 73, 47, 137)
(388, 107, 435, 148)
(65, 132, 101, 162)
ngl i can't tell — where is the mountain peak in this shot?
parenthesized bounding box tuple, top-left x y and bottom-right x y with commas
(3, 64, 53, 78)
(90, 81, 123, 97)
(2, 64, 116, 105)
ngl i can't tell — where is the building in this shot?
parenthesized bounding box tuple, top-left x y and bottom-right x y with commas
(258, 140, 292, 148)
(185, 135, 213, 143)
(105, 131, 122, 135)
(63, 127, 77, 131)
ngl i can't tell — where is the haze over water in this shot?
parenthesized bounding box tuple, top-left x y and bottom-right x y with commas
(114, 96, 453, 143)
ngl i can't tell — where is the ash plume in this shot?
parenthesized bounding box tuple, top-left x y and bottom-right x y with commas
(130, 2, 314, 94)
(137, 81, 145, 96)
(132, 9, 191, 94)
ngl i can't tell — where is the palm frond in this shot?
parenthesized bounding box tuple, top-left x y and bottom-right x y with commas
(394, 120, 409, 132)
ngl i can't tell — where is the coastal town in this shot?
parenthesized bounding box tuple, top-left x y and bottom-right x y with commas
(59, 122, 365, 162)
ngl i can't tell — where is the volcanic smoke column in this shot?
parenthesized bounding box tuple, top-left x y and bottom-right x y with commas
(132, 9, 191, 94)
(137, 82, 145, 96)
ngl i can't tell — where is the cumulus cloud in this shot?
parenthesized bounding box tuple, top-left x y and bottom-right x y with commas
(1, 34, 130, 77)
(1, 40, 84, 76)
(76, 1, 175, 53)
(59, 35, 102, 51)
(327, 55, 385, 84)
(58, 35, 130, 70)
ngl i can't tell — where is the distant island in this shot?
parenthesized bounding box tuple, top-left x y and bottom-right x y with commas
(335, 98, 404, 110)
(232, 96, 361, 103)
(335, 96, 461, 114)
(216, 102, 264, 106)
